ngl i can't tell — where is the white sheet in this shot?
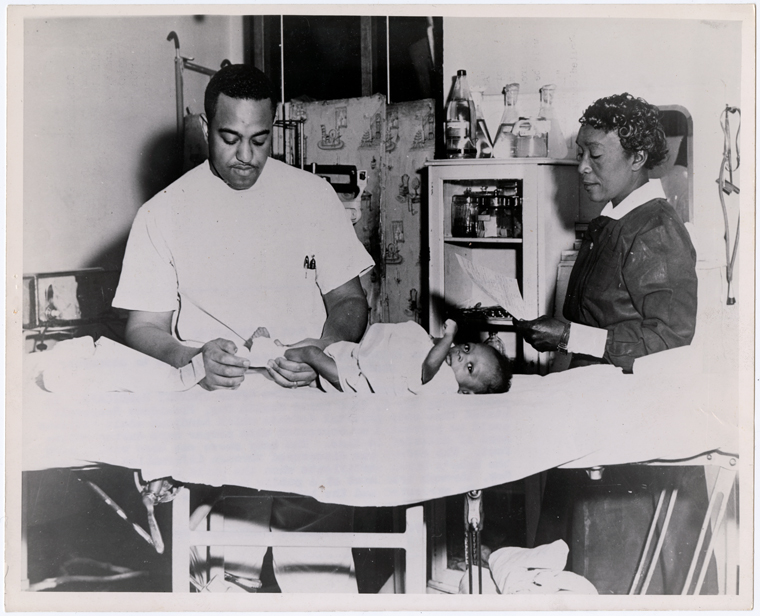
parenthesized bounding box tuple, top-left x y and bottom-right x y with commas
(21, 346, 739, 507)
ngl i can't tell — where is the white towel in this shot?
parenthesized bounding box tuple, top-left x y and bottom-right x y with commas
(487, 540, 598, 595)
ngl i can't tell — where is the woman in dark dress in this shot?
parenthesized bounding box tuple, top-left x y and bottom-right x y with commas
(517, 93, 697, 373)
(516, 94, 712, 594)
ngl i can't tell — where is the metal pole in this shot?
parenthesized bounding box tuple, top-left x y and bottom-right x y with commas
(167, 32, 185, 157)
(386, 17, 391, 104)
(280, 16, 286, 121)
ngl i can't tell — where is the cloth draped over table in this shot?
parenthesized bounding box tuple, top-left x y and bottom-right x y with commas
(22, 346, 738, 508)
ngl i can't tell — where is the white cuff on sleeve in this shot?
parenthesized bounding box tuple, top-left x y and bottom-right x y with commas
(179, 352, 207, 388)
(566, 323, 608, 358)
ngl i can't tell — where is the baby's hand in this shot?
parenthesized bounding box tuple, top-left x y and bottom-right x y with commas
(443, 319, 458, 338)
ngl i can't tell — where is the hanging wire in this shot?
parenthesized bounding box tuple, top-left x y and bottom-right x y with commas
(717, 105, 741, 305)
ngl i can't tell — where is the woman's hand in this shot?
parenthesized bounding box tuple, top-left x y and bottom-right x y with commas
(514, 316, 567, 352)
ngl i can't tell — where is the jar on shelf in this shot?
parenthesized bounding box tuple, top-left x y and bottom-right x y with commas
(466, 193, 480, 237)
(512, 197, 523, 238)
(492, 83, 520, 159)
(451, 191, 479, 237)
(514, 118, 548, 158)
(477, 191, 499, 237)
(513, 89, 551, 157)
(495, 194, 514, 238)
(539, 84, 568, 159)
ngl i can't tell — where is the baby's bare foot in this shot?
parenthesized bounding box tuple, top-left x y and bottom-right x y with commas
(244, 327, 271, 350)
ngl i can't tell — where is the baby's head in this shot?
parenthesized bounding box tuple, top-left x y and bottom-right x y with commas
(446, 342, 512, 395)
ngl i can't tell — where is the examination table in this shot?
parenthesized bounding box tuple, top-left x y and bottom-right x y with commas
(20, 344, 741, 594)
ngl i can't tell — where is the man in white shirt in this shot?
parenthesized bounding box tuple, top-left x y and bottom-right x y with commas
(114, 64, 374, 390)
(113, 64, 375, 592)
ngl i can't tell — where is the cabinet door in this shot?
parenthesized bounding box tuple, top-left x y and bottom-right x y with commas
(534, 164, 581, 318)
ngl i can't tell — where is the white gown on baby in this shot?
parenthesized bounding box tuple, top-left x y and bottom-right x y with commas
(324, 321, 459, 395)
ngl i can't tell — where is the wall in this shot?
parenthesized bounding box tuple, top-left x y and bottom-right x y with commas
(443, 16, 743, 264)
(23, 16, 244, 273)
(442, 13, 751, 374)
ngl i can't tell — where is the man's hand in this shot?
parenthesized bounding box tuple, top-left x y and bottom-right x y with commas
(282, 345, 320, 364)
(514, 316, 567, 352)
(124, 310, 250, 391)
(197, 338, 250, 391)
(267, 276, 368, 389)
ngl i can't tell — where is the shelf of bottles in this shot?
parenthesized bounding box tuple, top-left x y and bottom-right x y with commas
(426, 157, 580, 374)
(444, 70, 568, 163)
(426, 168, 531, 372)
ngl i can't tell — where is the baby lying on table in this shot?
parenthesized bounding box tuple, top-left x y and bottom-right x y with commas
(283, 320, 511, 395)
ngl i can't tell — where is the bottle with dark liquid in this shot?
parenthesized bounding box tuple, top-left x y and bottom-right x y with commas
(445, 70, 477, 159)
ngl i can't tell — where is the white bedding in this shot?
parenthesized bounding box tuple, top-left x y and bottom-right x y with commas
(21, 345, 739, 507)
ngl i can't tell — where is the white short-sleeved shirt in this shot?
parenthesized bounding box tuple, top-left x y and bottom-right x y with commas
(113, 158, 375, 345)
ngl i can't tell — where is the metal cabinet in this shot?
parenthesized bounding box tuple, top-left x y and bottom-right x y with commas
(425, 158, 580, 373)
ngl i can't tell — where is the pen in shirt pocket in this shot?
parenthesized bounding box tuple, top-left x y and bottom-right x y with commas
(304, 255, 316, 277)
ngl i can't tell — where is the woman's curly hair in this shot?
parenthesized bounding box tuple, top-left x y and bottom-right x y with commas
(579, 93, 668, 169)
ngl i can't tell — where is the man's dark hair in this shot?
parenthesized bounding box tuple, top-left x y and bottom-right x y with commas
(479, 345, 513, 394)
(204, 64, 278, 123)
(579, 93, 669, 169)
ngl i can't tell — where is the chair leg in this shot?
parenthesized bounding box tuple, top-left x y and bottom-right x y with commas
(393, 508, 405, 593)
(629, 488, 668, 594)
(21, 472, 30, 591)
(640, 488, 678, 595)
(172, 488, 191, 592)
(404, 506, 427, 594)
(682, 467, 737, 595)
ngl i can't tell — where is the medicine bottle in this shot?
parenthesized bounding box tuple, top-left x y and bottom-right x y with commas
(445, 70, 477, 159)
(539, 84, 568, 159)
(471, 87, 493, 158)
(492, 83, 520, 158)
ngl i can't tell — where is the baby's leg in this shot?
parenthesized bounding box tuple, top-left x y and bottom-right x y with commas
(285, 346, 342, 391)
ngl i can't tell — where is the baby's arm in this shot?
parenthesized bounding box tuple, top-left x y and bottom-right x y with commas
(421, 319, 458, 384)
(284, 346, 342, 391)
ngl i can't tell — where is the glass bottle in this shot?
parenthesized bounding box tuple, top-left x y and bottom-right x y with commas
(512, 197, 523, 238)
(514, 117, 548, 157)
(445, 70, 477, 159)
(492, 83, 520, 158)
(477, 190, 499, 237)
(471, 87, 492, 158)
(451, 192, 469, 237)
(495, 194, 512, 237)
(466, 192, 480, 237)
(539, 84, 568, 159)
(451, 190, 479, 237)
